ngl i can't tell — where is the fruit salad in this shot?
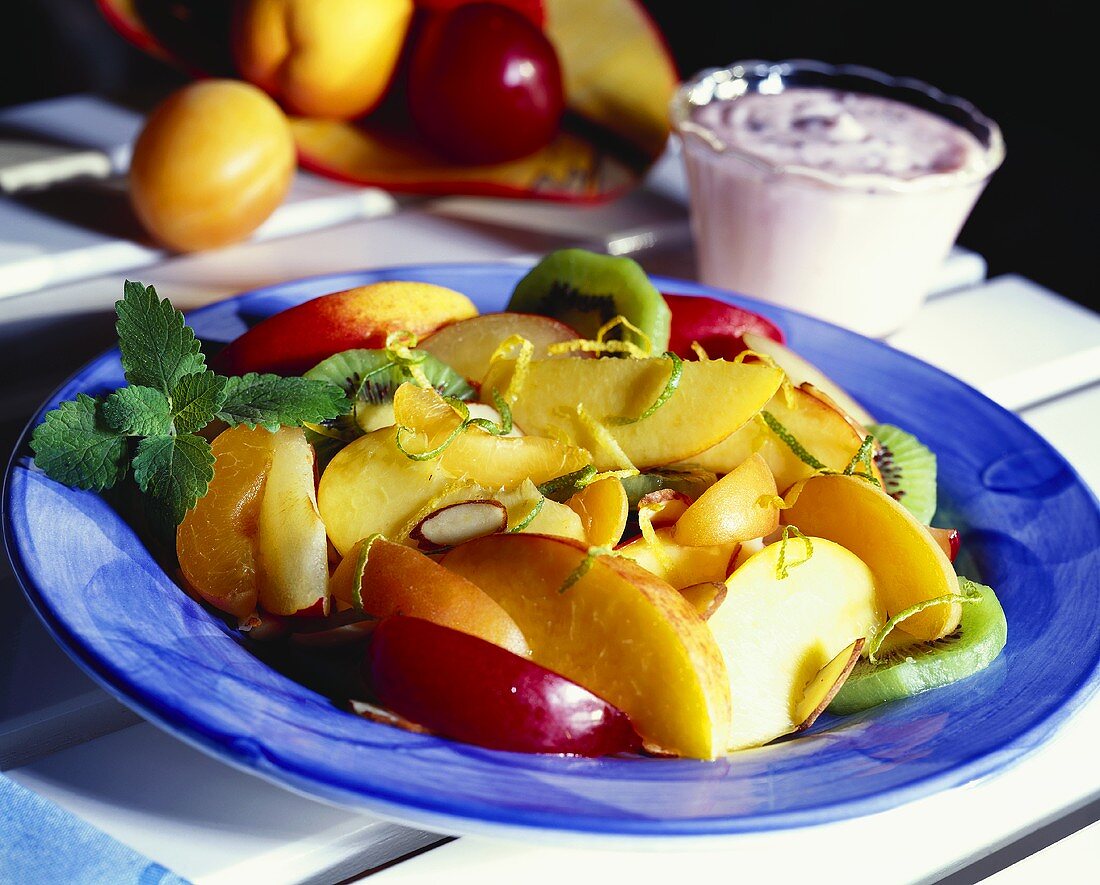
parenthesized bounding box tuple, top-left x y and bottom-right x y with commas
(30, 250, 1007, 760)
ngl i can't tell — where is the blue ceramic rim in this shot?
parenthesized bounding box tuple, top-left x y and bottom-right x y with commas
(4, 263, 1099, 839)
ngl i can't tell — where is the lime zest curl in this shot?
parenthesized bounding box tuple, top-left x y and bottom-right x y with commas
(558, 545, 615, 594)
(843, 433, 881, 488)
(384, 330, 431, 388)
(488, 334, 534, 404)
(607, 352, 683, 426)
(867, 581, 985, 662)
(508, 495, 545, 533)
(776, 525, 813, 580)
(538, 465, 599, 502)
(395, 390, 514, 462)
(758, 411, 828, 472)
(547, 315, 653, 359)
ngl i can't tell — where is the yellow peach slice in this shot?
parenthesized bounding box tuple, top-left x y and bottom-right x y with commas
(782, 473, 961, 640)
(673, 453, 779, 547)
(441, 534, 731, 758)
(330, 537, 528, 655)
(712, 538, 882, 750)
(566, 476, 629, 547)
(481, 357, 782, 469)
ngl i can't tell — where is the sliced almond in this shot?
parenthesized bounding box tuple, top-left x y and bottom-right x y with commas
(410, 499, 509, 551)
(679, 581, 727, 620)
(793, 637, 865, 732)
(637, 489, 692, 526)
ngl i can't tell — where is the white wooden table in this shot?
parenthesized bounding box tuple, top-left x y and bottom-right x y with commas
(2, 98, 1099, 885)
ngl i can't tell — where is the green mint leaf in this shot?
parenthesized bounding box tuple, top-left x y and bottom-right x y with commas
(102, 386, 173, 436)
(30, 394, 130, 491)
(116, 281, 206, 395)
(132, 433, 215, 526)
(171, 371, 227, 434)
(217, 373, 349, 432)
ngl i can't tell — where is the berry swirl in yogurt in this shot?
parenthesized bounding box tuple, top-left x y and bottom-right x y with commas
(694, 88, 986, 181)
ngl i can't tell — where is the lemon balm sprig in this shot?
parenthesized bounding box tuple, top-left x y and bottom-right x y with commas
(30, 282, 350, 527)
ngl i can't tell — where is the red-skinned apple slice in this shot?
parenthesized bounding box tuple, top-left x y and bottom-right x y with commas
(366, 616, 641, 755)
(664, 294, 785, 361)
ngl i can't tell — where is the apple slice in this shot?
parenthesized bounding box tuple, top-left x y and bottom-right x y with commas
(742, 332, 873, 427)
(420, 312, 583, 384)
(317, 425, 458, 555)
(711, 538, 882, 751)
(673, 453, 779, 547)
(679, 582, 727, 620)
(482, 356, 783, 469)
(331, 537, 528, 654)
(665, 294, 785, 360)
(689, 383, 877, 492)
(212, 281, 478, 376)
(256, 427, 330, 616)
(367, 616, 640, 755)
(441, 534, 731, 759)
(793, 638, 864, 732)
(783, 474, 961, 641)
(617, 526, 738, 590)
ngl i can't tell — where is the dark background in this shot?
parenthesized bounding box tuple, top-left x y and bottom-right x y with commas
(1, 1, 1093, 309)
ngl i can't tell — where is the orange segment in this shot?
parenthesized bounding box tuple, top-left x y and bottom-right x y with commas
(177, 425, 277, 618)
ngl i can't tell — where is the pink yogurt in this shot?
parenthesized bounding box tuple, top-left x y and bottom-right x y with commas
(673, 64, 1004, 337)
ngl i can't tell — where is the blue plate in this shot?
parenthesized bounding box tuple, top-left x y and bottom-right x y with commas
(5, 265, 1099, 841)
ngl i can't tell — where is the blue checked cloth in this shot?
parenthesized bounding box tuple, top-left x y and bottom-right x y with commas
(1, 772, 189, 884)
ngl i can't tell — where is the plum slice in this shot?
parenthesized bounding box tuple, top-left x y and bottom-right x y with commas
(364, 616, 641, 756)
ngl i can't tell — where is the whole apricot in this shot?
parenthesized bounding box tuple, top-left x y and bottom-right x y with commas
(233, 0, 414, 120)
(129, 80, 295, 252)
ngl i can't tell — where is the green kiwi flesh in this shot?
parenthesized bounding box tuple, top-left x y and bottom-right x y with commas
(304, 348, 474, 464)
(507, 249, 671, 353)
(872, 423, 938, 524)
(828, 579, 1007, 714)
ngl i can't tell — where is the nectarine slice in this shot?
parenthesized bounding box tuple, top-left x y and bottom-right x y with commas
(782, 474, 961, 641)
(441, 534, 731, 758)
(177, 425, 275, 618)
(565, 476, 629, 547)
(213, 281, 478, 376)
(331, 537, 528, 654)
(673, 453, 779, 547)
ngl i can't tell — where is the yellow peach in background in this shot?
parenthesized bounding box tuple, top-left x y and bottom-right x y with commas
(234, 0, 414, 120)
(129, 80, 295, 252)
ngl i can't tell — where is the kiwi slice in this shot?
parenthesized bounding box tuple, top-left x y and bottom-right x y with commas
(621, 465, 717, 509)
(872, 423, 937, 523)
(508, 249, 672, 353)
(829, 579, 1007, 715)
(304, 348, 474, 464)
